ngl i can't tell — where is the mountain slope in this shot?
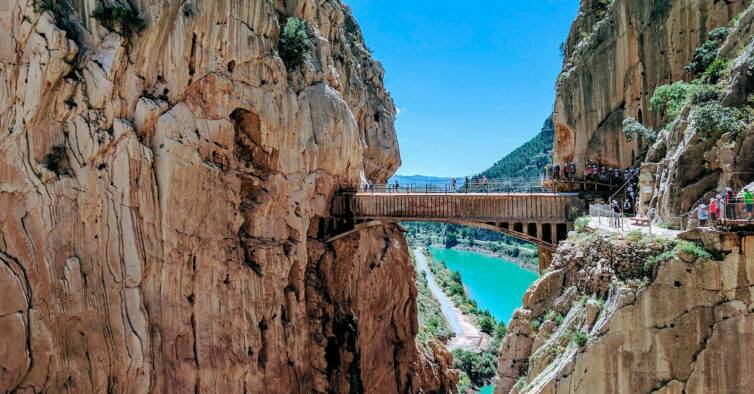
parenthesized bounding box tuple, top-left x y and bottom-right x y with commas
(479, 117, 554, 179)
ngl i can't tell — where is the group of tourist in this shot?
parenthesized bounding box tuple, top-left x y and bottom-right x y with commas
(543, 163, 578, 180)
(697, 187, 754, 226)
(542, 162, 635, 186)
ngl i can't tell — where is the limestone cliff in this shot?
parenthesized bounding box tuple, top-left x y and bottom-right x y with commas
(554, 0, 748, 169)
(639, 3, 754, 222)
(0, 0, 455, 392)
(495, 229, 754, 393)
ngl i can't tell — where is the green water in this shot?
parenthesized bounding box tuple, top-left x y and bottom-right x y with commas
(428, 247, 539, 323)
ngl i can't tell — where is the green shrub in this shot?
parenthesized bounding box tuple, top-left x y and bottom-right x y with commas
(691, 102, 745, 140)
(687, 27, 730, 74)
(554, 313, 565, 326)
(575, 216, 590, 233)
(457, 372, 472, 393)
(44, 145, 69, 176)
(707, 27, 731, 42)
(573, 330, 589, 347)
(278, 17, 312, 69)
(452, 349, 498, 386)
(515, 376, 528, 391)
(690, 85, 720, 104)
(702, 58, 733, 83)
(623, 117, 655, 142)
(495, 321, 507, 339)
(675, 240, 713, 260)
(530, 319, 541, 332)
(451, 270, 462, 284)
(644, 250, 674, 273)
(649, 82, 693, 119)
(479, 315, 496, 335)
(444, 232, 459, 248)
(92, 0, 147, 36)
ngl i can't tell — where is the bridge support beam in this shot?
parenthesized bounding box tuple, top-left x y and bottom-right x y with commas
(538, 245, 553, 273)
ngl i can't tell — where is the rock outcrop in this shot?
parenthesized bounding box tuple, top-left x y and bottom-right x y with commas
(495, 229, 754, 393)
(553, 0, 748, 170)
(0, 1, 455, 392)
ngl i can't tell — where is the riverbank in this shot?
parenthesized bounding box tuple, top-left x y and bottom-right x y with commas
(414, 250, 489, 351)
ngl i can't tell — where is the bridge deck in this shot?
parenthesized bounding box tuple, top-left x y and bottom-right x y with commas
(347, 192, 579, 223)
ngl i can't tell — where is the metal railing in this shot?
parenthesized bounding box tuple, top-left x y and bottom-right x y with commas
(589, 199, 754, 233)
(359, 177, 554, 194)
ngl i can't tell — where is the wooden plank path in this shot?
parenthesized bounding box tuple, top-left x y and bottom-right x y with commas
(349, 192, 577, 223)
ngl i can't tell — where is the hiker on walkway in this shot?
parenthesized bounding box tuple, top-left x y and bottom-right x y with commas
(623, 199, 632, 213)
(698, 203, 709, 227)
(451, 177, 457, 191)
(709, 196, 719, 225)
(394, 181, 400, 192)
(482, 176, 489, 192)
(744, 188, 753, 220)
(611, 199, 621, 228)
(725, 187, 736, 220)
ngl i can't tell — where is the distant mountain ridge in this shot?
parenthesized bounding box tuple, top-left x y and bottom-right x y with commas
(391, 116, 553, 183)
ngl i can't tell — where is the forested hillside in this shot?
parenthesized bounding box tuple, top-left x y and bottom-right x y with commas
(479, 116, 553, 179)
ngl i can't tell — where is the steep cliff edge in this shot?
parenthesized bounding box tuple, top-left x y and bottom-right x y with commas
(0, 1, 455, 392)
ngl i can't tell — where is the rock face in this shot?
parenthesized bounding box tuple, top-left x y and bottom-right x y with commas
(495, 230, 754, 393)
(640, 4, 754, 221)
(553, 0, 748, 170)
(0, 1, 455, 392)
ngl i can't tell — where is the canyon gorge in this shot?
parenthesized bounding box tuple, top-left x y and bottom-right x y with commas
(2, 0, 754, 393)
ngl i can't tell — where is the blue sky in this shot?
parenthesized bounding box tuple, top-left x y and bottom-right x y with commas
(346, 0, 580, 177)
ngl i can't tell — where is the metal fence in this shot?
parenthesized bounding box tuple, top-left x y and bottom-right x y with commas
(360, 177, 553, 194)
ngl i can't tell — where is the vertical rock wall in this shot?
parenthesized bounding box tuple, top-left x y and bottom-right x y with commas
(553, 0, 748, 170)
(0, 0, 454, 392)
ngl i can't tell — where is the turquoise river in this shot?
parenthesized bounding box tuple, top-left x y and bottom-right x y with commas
(428, 247, 539, 324)
(428, 247, 539, 394)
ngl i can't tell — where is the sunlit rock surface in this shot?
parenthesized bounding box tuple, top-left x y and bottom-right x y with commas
(0, 1, 456, 392)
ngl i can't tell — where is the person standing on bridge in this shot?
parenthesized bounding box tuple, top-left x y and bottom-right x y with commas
(744, 188, 753, 220)
(698, 202, 709, 227)
(709, 196, 719, 225)
(482, 176, 489, 192)
(451, 177, 457, 192)
(611, 199, 621, 228)
(725, 187, 736, 220)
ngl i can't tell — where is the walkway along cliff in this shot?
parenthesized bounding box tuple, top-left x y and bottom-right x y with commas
(0, 0, 456, 392)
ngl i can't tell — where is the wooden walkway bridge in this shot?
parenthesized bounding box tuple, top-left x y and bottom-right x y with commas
(326, 191, 586, 271)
